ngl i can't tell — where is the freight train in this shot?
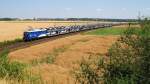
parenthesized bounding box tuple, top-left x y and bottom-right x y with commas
(23, 23, 122, 41)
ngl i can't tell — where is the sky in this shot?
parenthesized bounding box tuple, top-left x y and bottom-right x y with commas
(0, 0, 150, 19)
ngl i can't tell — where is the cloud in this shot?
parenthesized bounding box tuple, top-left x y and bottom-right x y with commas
(122, 8, 127, 11)
(96, 8, 104, 12)
(65, 8, 72, 11)
(146, 8, 150, 10)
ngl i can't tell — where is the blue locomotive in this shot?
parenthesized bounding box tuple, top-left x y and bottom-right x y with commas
(23, 29, 48, 41)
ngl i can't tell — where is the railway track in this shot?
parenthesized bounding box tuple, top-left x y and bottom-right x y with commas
(0, 29, 94, 53)
(0, 23, 125, 53)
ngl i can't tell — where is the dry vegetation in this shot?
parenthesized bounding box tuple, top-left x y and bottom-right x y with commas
(8, 34, 118, 83)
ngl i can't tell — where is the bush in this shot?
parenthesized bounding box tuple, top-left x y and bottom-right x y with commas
(74, 19, 150, 84)
(0, 49, 26, 80)
(104, 19, 150, 84)
(0, 49, 46, 83)
(74, 56, 105, 84)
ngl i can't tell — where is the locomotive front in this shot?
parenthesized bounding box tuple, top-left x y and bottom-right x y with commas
(23, 29, 48, 41)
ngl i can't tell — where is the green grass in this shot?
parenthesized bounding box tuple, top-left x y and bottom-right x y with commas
(0, 49, 45, 83)
(84, 27, 127, 35)
(0, 38, 23, 48)
(31, 45, 69, 66)
(0, 49, 26, 80)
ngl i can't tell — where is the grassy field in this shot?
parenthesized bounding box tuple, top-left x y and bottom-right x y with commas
(0, 25, 135, 83)
(8, 35, 118, 83)
(84, 27, 127, 35)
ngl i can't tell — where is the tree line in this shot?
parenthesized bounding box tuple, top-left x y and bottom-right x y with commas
(0, 17, 138, 22)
